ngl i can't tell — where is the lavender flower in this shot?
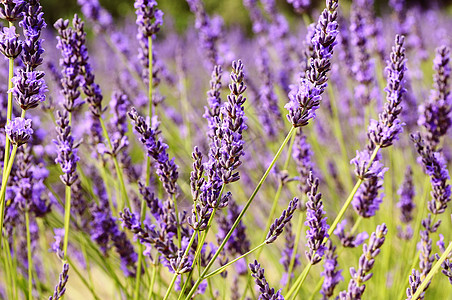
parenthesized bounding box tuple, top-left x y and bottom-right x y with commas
(368, 35, 407, 148)
(411, 132, 451, 215)
(53, 110, 80, 186)
(350, 149, 386, 180)
(321, 240, 343, 299)
(352, 168, 386, 218)
(5, 117, 33, 146)
(203, 65, 223, 139)
(292, 131, 314, 195)
(129, 107, 179, 195)
(266, 197, 298, 244)
(406, 270, 424, 300)
(285, 0, 339, 127)
(20, 0, 46, 71)
(134, 0, 163, 38)
(10, 69, 47, 110)
(48, 263, 69, 300)
(333, 220, 369, 248)
(77, 0, 113, 32)
(0, 0, 25, 22)
(249, 260, 284, 300)
(339, 224, 388, 300)
(397, 166, 415, 239)
(0, 26, 22, 58)
(418, 46, 451, 149)
(305, 173, 329, 264)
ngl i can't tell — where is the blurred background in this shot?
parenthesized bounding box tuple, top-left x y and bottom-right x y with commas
(44, 0, 452, 33)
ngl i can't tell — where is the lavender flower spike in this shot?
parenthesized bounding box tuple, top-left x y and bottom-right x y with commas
(339, 223, 388, 300)
(411, 132, 451, 215)
(48, 263, 69, 300)
(249, 260, 284, 300)
(10, 69, 47, 111)
(0, 26, 22, 59)
(266, 197, 298, 244)
(418, 46, 451, 149)
(5, 117, 33, 146)
(368, 35, 407, 148)
(305, 172, 329, 264)
(321, 240, 343, 299)
(134, 0, 163, 39)
(0, 0, 25, 22)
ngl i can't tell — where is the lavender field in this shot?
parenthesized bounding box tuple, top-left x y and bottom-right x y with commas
(0, 0, 451, 299)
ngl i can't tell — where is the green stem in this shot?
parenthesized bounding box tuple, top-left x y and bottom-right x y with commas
(286, 208, 305, 289)
(0, 145, 19, 244)
(67, 257, 101, 300)
(25, 209, 33, 300)
(63, 185, 71, 260)
(411, 242, 452, 300)
(204, 242, 266, 279)
(147, 257, 159, 300)
(99, 117, 130, 209)
(162, 272, 178, 300)
(184, 126, 297, 300)
(288, 264, 312, 300)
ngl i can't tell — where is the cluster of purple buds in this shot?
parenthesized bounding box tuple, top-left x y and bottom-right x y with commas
(129, 107, 179, 196)
(411, 132, 451, 215)
(54, 18, 83, 112)
(10, 69, 47, 110)
(203, 65, 223, 139)
(436, 234, 452, 285)
(418, 46, 451, 149)
(321, 240, 343, 299)
(48, 263, 69, 300)
(292, 131, 314, 195)
(0, 26, 22, 58)
(350, 149, 386, 180)
(339, 223, 388, 299)
(53, 110, 80, 186)
(134, 0, 163, 38)
(0, 0, 25, 22)
(249, 260, 284, 300)
(266, 197, 298, 244)
(397, 166, 415, 239)
(20, 0, 46, 71)
(418, 215, 439, 283)
(5, 117, 33, 146)
(352, 168, 386, 218)
(77, 0, 113, 33)
(333, 220, 369, 248)
(368, 35, 407, 148)
(285, 0, 339, 128)
(305, 172, 329, 264)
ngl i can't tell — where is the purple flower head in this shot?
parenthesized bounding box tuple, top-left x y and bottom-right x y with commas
(321, 240, 343, 298)
(5, 117, 33, 146)
(285, 79, 321, 128)
(0, 25, 22, 58)
(249, 260, 284, 300)
(0, 0, 25, 22)
(203, 65, 223, 138)
(78, 0, 113, 32)
(51, 228, 65, 259)
(350, 149, 386, 180)
(49, 263, 69, 300)
(304, 173, 329, 264)
(352, 170, 386, 218)
(411, 132, 451, 215)
(418, 46, 451, 149)
(10, 69, 47, 110)
(333, 220, 369, 248)
(134, 0, 163, 38)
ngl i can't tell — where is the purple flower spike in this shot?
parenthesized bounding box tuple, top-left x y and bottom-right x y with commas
(368, 35, 407, 148)
(48, 263, 69, 300)
(321, 240, 343, 299)
(249, 260, 284, 300)
(418, 46, 451, 149)
(305, 173, 329, 264)
(339, 224, 388, 300)
(78, 0, 113, 32)
(352, 166, 386, 218)
(411, 132, 451, 215)
(5, 117, 33, 146)
(10, 69, 47, 111)
(0, 25, 22, 58)
(350, 149, 386, 180)
(397, 166, 415, 240)
(20, 0, 46, 71)
(0, 0, 25, 22)
(134, 0, 163, 38)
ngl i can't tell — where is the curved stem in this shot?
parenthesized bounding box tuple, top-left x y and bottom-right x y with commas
(63, 185, 71, 260)
(204, 242, 266, 279)
(412, 242, 452, 300)
(184, 126, 297, 300)
(25, 209, 33, 300)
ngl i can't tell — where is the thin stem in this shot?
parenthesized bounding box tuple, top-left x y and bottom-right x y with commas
(184, 126, 297, 300)
(148, 36, 153, 118)
(147, 256, 159, 300)
(411, 242, 452, 300)
(204, 242, 266, 279)
(286, 209, 305, 289)
(25, 209, 33, 300)
(0, 145, 19, 244)
(63, 185, 71, 261)
(162, 272, 178, 300)
(67, 257, 101, 300)
(288, 263, 312, 300)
